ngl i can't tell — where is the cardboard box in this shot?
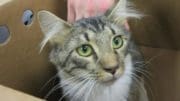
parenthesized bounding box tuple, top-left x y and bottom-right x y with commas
(0, 0, 179, 101)
(0, 85, 44, 101)
(0, 0, 66, 100)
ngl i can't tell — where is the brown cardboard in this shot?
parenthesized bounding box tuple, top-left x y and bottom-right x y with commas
(0, 0, 179, 101)
(140, 47, 180, 101)
(0, 0, 66, 97)
(131, 0, 180, 50)
(0, 85, 44, 101)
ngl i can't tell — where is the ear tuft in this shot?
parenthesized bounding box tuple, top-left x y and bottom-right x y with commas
(106, 0, 142, 24)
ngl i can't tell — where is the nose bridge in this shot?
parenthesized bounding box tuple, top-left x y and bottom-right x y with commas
(100, 52, 118, 69)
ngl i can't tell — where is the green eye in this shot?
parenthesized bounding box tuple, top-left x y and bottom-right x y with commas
(77, 44, 93, 57)
(112, 36, 123, 49)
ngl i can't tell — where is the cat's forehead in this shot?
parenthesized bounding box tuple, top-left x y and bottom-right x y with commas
(73, 16, 107, 33)
(71, 16, 126, 37)
(64, 16, 129, 49)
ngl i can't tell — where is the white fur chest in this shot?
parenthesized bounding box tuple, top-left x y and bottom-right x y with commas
(88, 75, 132, 101)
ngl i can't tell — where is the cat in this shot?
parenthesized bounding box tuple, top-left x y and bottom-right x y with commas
(38, 0, 149, 101)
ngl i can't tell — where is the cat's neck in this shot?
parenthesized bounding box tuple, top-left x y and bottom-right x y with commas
(89, 75, 132, 101)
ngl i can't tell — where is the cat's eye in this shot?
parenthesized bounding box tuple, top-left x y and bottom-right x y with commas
(77, 44, 93, 57)
(112, 36, 123, 49)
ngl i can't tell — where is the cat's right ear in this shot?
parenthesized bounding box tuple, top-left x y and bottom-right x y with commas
(38, 11, 72, 51)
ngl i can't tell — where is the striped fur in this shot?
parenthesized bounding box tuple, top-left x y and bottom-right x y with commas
(38, 0, 148, 101)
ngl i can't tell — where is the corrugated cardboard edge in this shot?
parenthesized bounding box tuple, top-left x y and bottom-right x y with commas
(0, 85, 45, 101)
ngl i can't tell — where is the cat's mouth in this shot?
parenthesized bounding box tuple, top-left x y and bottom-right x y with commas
(98, 66, 124, 83)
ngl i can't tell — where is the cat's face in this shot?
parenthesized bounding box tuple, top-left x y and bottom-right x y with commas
(38, 0, 140, 84)
(52, 17, 130, 83)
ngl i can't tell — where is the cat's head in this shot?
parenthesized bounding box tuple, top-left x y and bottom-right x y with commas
(38, 0, 141, 83)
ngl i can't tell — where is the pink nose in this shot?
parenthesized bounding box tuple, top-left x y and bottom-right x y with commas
(103, 65, 119, 75)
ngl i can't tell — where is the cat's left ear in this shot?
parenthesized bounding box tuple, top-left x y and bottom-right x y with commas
(38, 11, 72, 51)
(105, 0, 141, 27)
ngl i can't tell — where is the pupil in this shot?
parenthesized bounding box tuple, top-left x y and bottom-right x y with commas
(114, 38, 119, 45)
(82, 45, 88, 52)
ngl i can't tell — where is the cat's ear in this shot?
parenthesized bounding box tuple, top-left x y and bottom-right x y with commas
(38, 10, 71, 51)
(105, 0, 141, 25)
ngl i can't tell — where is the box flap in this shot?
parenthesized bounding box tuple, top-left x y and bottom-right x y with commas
(0, 85, 44, 101)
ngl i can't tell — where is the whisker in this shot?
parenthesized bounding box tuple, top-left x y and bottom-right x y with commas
(39, 74, 58, 92)
(45, 76, 77, 99)
(72, 79, 92, 100)
(134, 76, 148, 99)
(44, 83, 61, 99)
(130, 74, 148, 97)
(133, 68, 152, 81)
(61, 76, 79, 85)
(127, 72, 154, 101)
(59, 72, 92, 101)
(59, 78, 89, 101)
(136, 53, 162, 69)
(84, 80, 96, 101)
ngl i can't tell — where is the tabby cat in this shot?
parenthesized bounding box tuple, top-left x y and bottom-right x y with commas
(38, 0, 148, 101)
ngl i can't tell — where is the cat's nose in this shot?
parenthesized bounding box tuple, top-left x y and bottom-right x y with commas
(103, 65, 119, 75)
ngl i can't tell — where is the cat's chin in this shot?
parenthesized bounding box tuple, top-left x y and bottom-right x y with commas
(98, 76, 120, 86)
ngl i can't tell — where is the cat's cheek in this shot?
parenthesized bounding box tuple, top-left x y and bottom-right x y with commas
(86, 63, 97, 70)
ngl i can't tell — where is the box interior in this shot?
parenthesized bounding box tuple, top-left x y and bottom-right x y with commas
(0, 0, 179, 101)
